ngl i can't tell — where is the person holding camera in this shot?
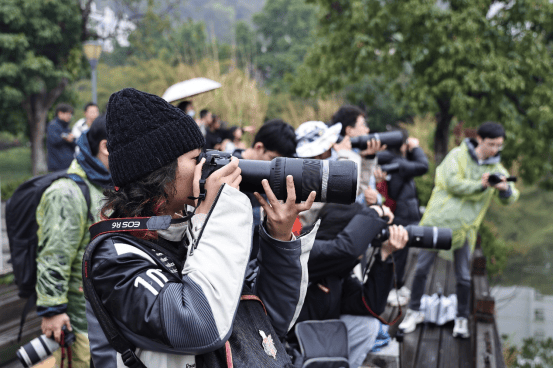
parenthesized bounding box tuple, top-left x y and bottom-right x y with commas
(290, 121, 409, 367)
(47, 103, 76, 172)
(331, 105, 386, 204)
(36, 116, 111, 367)
(85, 88, 319, 368)
(399, 122, 519, 338)
(375, 129, 429, 306)
(231, 119, 298, 259)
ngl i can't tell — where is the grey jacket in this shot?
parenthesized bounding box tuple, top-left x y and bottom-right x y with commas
(86, 185, 318, 367)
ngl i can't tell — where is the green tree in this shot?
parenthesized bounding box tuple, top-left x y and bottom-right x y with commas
(296, 0, 552, 186)
(0, 0, 84, 174)
(253, 0, 318, 92)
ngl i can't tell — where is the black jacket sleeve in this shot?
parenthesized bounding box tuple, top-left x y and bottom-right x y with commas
(399, 147, 429, 179)
(307, 207, 387, 281)
(340, 255, 394, 316)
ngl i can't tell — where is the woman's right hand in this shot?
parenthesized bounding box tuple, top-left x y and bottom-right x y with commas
(194, 157, 242, 214)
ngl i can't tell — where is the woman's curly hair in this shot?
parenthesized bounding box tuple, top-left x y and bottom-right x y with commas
(102, 159, 178, 220)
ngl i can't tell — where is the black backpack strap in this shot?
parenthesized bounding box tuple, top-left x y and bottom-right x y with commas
(82, 234, 146, 368)
(17, 292, 37, 342)
(65, 173, 94, 222)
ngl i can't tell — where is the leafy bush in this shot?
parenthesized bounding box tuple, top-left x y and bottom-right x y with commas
(479, 221, 511, 277)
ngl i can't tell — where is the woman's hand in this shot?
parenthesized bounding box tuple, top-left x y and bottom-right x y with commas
(254, 175, 316, 241)
(194, 157, 242, 214)
(381, 225, 408, 261)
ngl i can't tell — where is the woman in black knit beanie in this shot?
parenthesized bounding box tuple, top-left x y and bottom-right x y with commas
(85, 88, 319, 368)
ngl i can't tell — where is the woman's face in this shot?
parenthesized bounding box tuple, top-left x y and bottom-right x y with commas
(165, 148, 202, 215)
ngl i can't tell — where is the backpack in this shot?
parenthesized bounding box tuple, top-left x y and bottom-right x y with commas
(5, 170, 92, 340)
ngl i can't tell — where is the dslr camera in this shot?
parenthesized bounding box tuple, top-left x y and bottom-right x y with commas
(373, 224, 452, 250)
(17, 326, 75, 367)
(488, 173, 517, 186)
(197, 150, 358, 204)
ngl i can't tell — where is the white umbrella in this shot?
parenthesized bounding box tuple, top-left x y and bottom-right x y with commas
(162, 77, 222, 103)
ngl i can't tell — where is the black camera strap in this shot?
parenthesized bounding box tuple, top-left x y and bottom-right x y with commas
(82, 233, 146, 368)
(89, 215, 186, 241)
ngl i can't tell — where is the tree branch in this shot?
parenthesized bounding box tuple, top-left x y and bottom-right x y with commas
(80, 0, 94, 41)
(44, 78, 70, 109)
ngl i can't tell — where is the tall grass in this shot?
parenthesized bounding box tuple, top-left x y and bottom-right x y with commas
(71, 57, 343, 133)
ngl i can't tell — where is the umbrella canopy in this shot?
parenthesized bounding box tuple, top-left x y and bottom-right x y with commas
(162, 78, 222, 103)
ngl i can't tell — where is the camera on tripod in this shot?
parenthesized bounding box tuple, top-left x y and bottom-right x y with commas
(197, 150, 358, 204)
(372, 224, 452, 250)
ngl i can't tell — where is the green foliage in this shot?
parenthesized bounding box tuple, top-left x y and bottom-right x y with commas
(479, 221, 511, 277)
(504, 336, 553, 368)
(0, 146, 32, 200)
(0, 273, 14, 286)
(0, 0, 84, 135)
(253, 0, 318, 93)
(342, 74, 414, 132)
(487, 183, 553, 294)
(298, 0, 552, 185)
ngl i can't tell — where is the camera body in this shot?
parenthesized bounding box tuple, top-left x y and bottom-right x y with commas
(197, 150, 358, 204)
(372, 224, 452, 250)
(488, 173, 517, 186)
(17, 326, 75, 368)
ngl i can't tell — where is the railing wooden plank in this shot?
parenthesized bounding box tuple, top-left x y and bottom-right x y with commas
(416, 257, 448, 368)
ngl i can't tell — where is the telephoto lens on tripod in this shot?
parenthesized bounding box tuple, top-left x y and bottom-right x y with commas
(374, 225, 452, 250)
(349, 131, 405, 150)
(17, 326, 75, 367)
(198, 150, 358, 204)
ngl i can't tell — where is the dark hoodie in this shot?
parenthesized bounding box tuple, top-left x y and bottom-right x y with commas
(47, 117, 76, 171)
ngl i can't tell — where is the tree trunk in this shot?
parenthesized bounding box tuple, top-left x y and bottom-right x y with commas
(434, 99, 453, 165)
(21, 79, 69, 175)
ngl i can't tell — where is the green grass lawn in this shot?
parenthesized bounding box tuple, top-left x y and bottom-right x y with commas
(0, 146, 33, 199)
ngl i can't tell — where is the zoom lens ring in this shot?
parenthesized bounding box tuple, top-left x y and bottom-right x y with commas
(301, 159, 322, 201)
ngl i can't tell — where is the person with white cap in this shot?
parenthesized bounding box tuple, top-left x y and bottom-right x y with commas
(290, 120, 409, 367)
(295, 121, 356, 226)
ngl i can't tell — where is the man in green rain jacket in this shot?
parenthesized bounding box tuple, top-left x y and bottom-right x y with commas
(399, 122, 519, 339)
(36, 116, 111, 367)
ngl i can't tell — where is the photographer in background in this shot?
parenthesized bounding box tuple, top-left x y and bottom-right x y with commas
(290, 121, 409, 367)
(72, 102, 100, 141)
(331, 105, 386, 204)
(232, 119, 298, 259)
(37, 116, 111, 367)
(376, 129, 429, 306)
(399, 122, 519, 339)
(47, 103, 76, 172)
(86, 89, 318, 367)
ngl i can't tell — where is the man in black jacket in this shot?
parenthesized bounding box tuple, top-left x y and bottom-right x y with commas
(290, 201, 408, 367)
(376, 131, 429, 305)
(47, 103, 76, 171)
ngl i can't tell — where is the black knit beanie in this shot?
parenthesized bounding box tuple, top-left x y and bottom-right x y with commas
(106, 88, 205, 187)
